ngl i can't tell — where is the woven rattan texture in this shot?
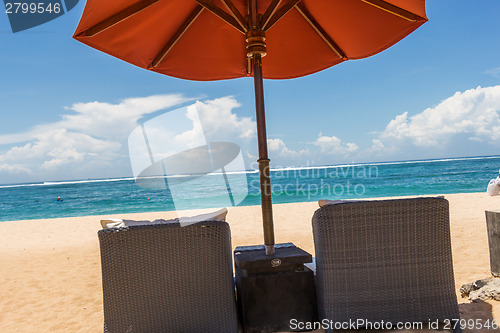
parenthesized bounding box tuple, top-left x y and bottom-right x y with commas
(99, 221, 238, 333)
(312, 197, 460, 326)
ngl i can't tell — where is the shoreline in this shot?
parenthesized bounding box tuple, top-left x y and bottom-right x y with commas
(1, 192, 500, 332)
(0, 190, 492, 223)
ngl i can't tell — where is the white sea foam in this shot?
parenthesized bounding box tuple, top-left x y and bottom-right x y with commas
(0, 177, 135, 189)
(270, 155, 500, 172)
(1, 155, 498, 189)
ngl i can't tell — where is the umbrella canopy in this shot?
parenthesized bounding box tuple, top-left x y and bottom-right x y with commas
(74, 0, 427, 80)
(74, 0, 427, 255)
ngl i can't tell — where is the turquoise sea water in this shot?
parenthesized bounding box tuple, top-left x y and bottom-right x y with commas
(0, 156, 499, 222)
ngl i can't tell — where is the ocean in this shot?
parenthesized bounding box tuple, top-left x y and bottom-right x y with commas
(0, 156, 499, 222)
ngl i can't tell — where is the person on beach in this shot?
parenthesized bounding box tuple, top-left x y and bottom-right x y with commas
(487, 169, 500, 196)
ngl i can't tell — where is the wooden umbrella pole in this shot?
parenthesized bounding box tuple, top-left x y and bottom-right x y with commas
(246, 0, 275, 255)
(253, 53, 275, 256)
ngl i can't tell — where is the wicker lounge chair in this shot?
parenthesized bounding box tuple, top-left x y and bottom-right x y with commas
(312, 197, 461, 332)
(98, 220, 238, 333)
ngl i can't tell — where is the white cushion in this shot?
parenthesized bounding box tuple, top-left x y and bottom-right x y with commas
(178, 208, 228, 226)
(100, 219, 126, 229)
(318, 200, 348, 207)
(100, 208, 228, 229)
(100, 218, 153, 229)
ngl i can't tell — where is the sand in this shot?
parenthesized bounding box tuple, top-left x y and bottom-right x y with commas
(1, 192, 500, 332)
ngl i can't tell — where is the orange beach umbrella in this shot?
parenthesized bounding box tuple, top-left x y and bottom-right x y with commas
(74, 0, 427, 255)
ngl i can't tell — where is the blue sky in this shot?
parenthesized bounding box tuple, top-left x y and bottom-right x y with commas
(0, 0, 499, 184)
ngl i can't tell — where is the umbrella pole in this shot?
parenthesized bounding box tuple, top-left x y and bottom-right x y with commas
(253, 53, 275, 256)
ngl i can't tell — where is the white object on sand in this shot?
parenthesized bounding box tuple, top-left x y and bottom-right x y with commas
(487, 178, 500, 196)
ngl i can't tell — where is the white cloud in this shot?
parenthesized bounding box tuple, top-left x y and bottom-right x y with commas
(268, 138, 308, 157)
(3, 86, 499, 183)
(60, 94, 190, 140)
(0, 94, 192, 181)
(468, 137, 484, 143)
(368, 139, 385, 152)
(313, 133, 359, 154)
(262, 134, 358, 167)
(379, 85, 500, 147)
(128, 96, 256, 177)
(189, 97, 256, 141)
(484, 67, 500, 78)
(268, 138, 288, 152)
(0, 94, 258, 183)
(0, 163, 33, 175)
(41, 130, 121, 170)
(0, 94, 190, 145)
(268, 86, 500, 165)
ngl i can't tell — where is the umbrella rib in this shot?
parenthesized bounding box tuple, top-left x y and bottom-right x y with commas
(194, 0, 245, 34)
(220, 0, 247, 33)
(295, 4, 346, 60)
(249, 0, 258, 28)
(261, 0, 282, 30)
(152, 6, 204, 68)
(81, 0, 159, 37)
(262, 0, 302, 32)
(361, 0, 425, 22)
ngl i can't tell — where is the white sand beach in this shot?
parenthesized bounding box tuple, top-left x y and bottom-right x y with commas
(1, 192, 500, 332)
